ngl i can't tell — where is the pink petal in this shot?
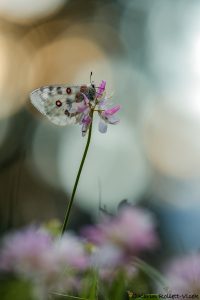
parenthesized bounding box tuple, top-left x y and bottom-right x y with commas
(82, 93, 89, 105)
(97, 80, 106, 98)
(104, 105, 121, 116)
(77, 94, 90, 113)
(82, 115, 91, 125)
(77, 102, 88, 113)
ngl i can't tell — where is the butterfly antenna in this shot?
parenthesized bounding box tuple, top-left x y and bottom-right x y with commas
(90, 71, 95, 88)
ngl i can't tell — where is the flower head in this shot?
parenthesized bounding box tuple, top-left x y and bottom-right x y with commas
(0, 227, 52, 274)
(82, 207, 158, 259)
(82, 207, 157, 282)
(161, 254, 200, 294)
(76, 80, 120, 136)
(0, 227, 89, 298)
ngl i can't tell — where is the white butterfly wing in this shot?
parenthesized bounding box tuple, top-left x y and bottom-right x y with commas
(30, 85, 86, 126)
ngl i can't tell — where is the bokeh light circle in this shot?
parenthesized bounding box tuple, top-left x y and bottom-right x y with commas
(142, 100, 200, 179)
(29, 120, 65, 189)
(0, 31, 31, 118)
(0, 0, 66, 24)
(58, 117, 149, 214)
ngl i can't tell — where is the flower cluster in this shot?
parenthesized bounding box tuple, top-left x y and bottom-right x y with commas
(82, 206, 159, 280)
(77, 80, 121, 136)
(0, 228, 88, 298)
(0, 207, 158, 299)
(160, 253, 200, 294)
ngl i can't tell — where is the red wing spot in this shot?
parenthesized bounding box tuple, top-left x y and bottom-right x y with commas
(56, 100, 62, 107)
(66, 87, 72, 94)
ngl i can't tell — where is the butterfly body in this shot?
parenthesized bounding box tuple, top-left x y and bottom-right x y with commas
(30, 84, 96, 126)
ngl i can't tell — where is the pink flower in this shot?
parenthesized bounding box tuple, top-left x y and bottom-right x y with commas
(52, 233, 89, 270)
(91, 244, 123, 269)
(77, 80, 120, 136)
(90, 243, 138, 281)
(0, 227, 89, 298)
(0, 227, 52, 274)
(82, 207, 158, 282)
(83, 207, 158, 257)
(161, 254, 200, 294)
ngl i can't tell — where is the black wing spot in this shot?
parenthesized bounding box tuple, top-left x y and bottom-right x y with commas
(64, 109, 70, 116)
(57, 87, 62, 94)
(66, 98, 71, 104)
(66, 98, 72, 108)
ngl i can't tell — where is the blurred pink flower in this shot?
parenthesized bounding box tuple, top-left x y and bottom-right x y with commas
(52, 233, 89, 270)
(90, 243, 138, 281)
(162, 253, 200, 294)
(83, 207, 158, 256)
(91, 244, 123, 269)
(0, 227, 89, 298)
(0, 227, 52, 274)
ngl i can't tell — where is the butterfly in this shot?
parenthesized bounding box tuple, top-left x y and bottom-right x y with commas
(30, 75, 120, 136)
(30, 83, 96, 126)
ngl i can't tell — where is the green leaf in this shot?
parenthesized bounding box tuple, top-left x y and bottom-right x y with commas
(88, 272, 98, 300)
(51, 292, 89, 299)
(80, 269, 98, 300)
(133, 258, 167, 288)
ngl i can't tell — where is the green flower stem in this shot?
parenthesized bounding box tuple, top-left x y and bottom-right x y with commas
(61, 112, 94, 235)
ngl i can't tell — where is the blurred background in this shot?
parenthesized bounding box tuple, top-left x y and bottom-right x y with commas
(0, 0, 200, 262)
